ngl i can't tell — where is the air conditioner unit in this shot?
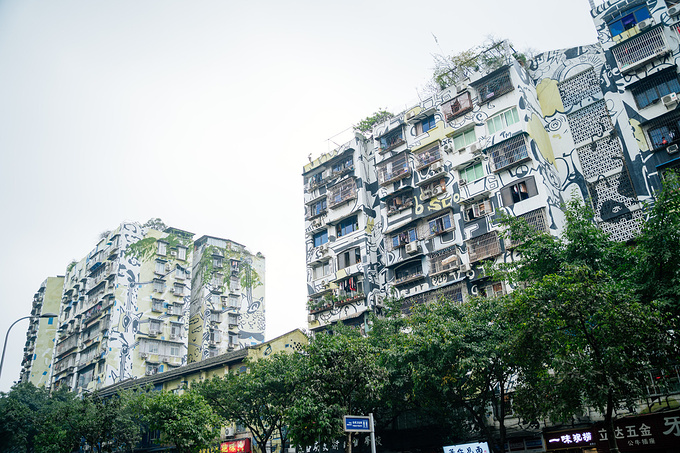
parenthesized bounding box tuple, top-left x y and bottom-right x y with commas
(430, 161, 443, 173)
(140, 352, 148, 359)
(169, 287, 175, 293)
(165, 263, 173, 272)
(224, 427, 235, 438)
(662, 92, 678, 108)
(668, 144, 679, 154)
(470, 142, 482, 155)
(456, 83, 467, 93)
(170, 250, 177, 257)
(322, 169, 332, 179)
(405, 242, 419, 254)
(432, 185, 444, 195)
(442, 142, 453, 153)
(670, 5, 680, 16)
(638, 18, 654, 30)
(459, 179, 468, 186)
(405, 111, 417, 121)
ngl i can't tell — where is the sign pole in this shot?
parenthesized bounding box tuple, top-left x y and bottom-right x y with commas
(369, 413, 376, 453)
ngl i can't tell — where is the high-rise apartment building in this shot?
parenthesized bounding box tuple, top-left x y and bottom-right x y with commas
(21, 222, 264, 393)
(303, 0, 680, 329)
(19, 276, 64, 386)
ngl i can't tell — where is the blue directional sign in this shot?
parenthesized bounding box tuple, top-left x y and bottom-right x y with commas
(343, 415, 371, 432)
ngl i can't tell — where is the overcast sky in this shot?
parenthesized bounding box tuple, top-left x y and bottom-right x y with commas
(0, 0, 599, 392)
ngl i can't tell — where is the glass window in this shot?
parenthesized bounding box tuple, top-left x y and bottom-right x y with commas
(460, 162, 484, 182)
(177, 247, 187, 260)
(380, 128, 404, 151)
(419, 115, 436, 134)
(452, 129, 476, 151)
(632, 71, 680, 109)
(608, 6, 650, 37)
(310, 199, 327, 217)
(157, 242, 167, 256)
(487, 107, 520, 134)
(392, 228, 417, 248)
(336, 216, 358, 237)
(313, 230, 328, 247)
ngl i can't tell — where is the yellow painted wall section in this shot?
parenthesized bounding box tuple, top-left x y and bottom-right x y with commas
(30, 277, 64, 386)
(630, 118, 649, 152)
(527, 114, 556, 165)
(536, 78, 564, 118)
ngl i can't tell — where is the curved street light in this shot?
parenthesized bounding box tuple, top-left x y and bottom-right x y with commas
(0, 313, 58, 381)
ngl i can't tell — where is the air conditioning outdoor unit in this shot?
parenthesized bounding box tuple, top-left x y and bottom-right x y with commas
(442, 142, 453, 152)
(470, 142, 482, 155)
(638, 18, 654, 30)
(670, 5, 680, 16)
(459, 178, 468, 186)
(432, 185, 444, 195)
(165, 263, 173, 272)
(169, 287, 175, 293)
(405, 242, 419, 254)
(140, 352, 148, 359)
(223, 427, 235, 438)
(456, 83, 467, 93)
(322, 169, 331, 179)
(170, 250, 177, 257)
(663, 92, 678, 108)
(405, 111, 417, 121)
(668, 144, 679, 154)
(430, 161, 443, 173)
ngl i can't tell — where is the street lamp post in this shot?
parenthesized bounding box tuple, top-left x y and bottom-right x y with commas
(0, 313, 58, 381)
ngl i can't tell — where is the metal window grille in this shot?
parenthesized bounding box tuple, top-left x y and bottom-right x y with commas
(429, 246, 459, 274)
(576, 135, 624, 180)
(400, 284, 464, 314)
(598, 209, 644, 242)
(558, 68, 601, 110)
(380, 130, 406, 152)
(645, 112, 680, 151)
(489, 134, 529, 172)
(567, 100, 613, 146)
(611, 26, 669, 73)
(415, 144, 441, 168)
(630, 68, 680, 108)
(443, 92, 473, 121)
(377, 153, 411, 185)
(507, 208, 548, 248)
(327, 178, 357, 208)
(475, 70, 513, 104)
(466, 231, 501, 263)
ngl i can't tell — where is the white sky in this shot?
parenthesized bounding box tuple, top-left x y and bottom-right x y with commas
(0, 0, 599, 392)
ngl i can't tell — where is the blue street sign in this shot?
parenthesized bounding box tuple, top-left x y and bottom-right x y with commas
(344, 415, 371, 432)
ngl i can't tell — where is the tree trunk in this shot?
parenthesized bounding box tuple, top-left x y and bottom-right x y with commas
(604, 391, 619, 453)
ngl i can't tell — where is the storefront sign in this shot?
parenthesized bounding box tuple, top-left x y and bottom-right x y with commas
(443, 441, 490, 453)
(544, 428, 596, 450)
(595, 409, 680, 451)
(220, 438, 251, 453)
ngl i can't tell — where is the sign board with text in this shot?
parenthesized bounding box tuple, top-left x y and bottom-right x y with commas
(344, 415, 372, 432)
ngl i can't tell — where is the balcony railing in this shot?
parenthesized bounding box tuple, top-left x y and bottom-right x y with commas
(466, 231, 501, 263)
(612, 25, 669, 74)
(489, 135, 529, 172)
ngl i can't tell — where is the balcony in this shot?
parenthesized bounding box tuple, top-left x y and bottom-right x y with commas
(611, 25, 670, 74)
(489, 135, 529, 172)
(443, 92, 473, 122)
(466, 231, 502, 263)
(394, 270, 425, 286)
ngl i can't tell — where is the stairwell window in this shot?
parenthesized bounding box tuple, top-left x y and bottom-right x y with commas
(487, 107, 520, 134)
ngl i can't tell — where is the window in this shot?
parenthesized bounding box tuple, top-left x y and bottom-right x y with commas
(395, 262, 423, 284)
(336, 216, 358, 237)
(475, 70, 513, 104)
(155, 260, 166, 274)
(500, 176, 538, 206)
(338, 247, 361, 269)
(313, 230, 328, 247)
(377, 153, 410, 185)
(392, 227, 418, 249)
(152, 299, 164, 312)
(487, 107, 520, 134)
(646, 113, 680, 150)
(387, 192, 413, 215)
(153, 279, 166, 293)
(466, 231, 502, 263)
(380, 128, 405, 152)
(489, 134, 529, 172)
(149, 320, 162, 335)
(157, 242, 167, 256)
(210, 312, 221, 323)
(463, 199, 493, 222)
(309, 199, 327, 217)
(506, 208, 549, 248)
(452, 128, 476, 151)
(460, 162, 484, 183)
(428, 213, 453, 236)
(213, 257, 223, 268)
(209, 329, 221, 343)
(416, 115, 437, 134)
(173, 283, 185, 296)
(307, 172, 323, 187)
(146, 365, 159, 375)
(429, 247, 460, 274)
(443, 92, 473, 121)
(171, 323, 182, 338)
(631, 69, 680, 109)
(177, 246, 187, 261)
(415, 144, 441, 168)
(175, 267, 185, 279)
(327, 179, 357, 208)
(170, 346, 180, 356)
(332, 156, 353, 174)
(421, 178, 446, 199)
(313, 261, 331, 280)
(480, 281, 505, 298)
(608, 5, 650, 38)
(148, 341, 159, 354)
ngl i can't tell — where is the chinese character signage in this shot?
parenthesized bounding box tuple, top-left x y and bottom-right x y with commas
(220, 439, 251, 453)
(594, 409, 680, 451)
(545, 428, 596, 450)
(443, 441, 490, 453)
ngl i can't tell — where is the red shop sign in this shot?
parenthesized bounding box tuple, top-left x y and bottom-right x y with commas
(220, 438, 251, 453)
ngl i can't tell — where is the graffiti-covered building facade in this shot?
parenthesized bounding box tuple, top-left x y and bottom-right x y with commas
(303, 0, 680, 327)
(303, 42, 567, 328)
(23, 222, 264, 394)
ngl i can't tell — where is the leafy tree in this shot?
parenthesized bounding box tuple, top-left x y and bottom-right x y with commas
(288, 327, 386, 453)
(498, 199, 664, 453)
(134, 389, 219, 453)
(0, 382, 52, 453)
(198, 352, 303, 453)
(353, 110, 393, 134)
(142, 218, 168, 231)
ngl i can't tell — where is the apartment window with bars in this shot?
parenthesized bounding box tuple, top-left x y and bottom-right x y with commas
(152, 298, 164, 312)
(489, 135, 529, 172)
(377, 153, 410, 185)
(395, 262, 423, 284)
(443, 91, 473, 121)
(475, 70, 513, 104)
(612, 25, 668, 73)
(328, 178, 357, 208)
(149, 319, 162, 335)
(309, 198, 327, 217)
(171, 323, 182, 338)
(380, 128, 405, 152)
(466, 231, 501, 263)
(415, 144, 441, 168)
(630, 69, 680, 109)
(506, 208, 549, 248)
(645, 112, 680, 150)
(429, 247, 460, 274)
(153, 279, 166, 293)
(331, 156, 353, 174)
(386, 192, 413, 215)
